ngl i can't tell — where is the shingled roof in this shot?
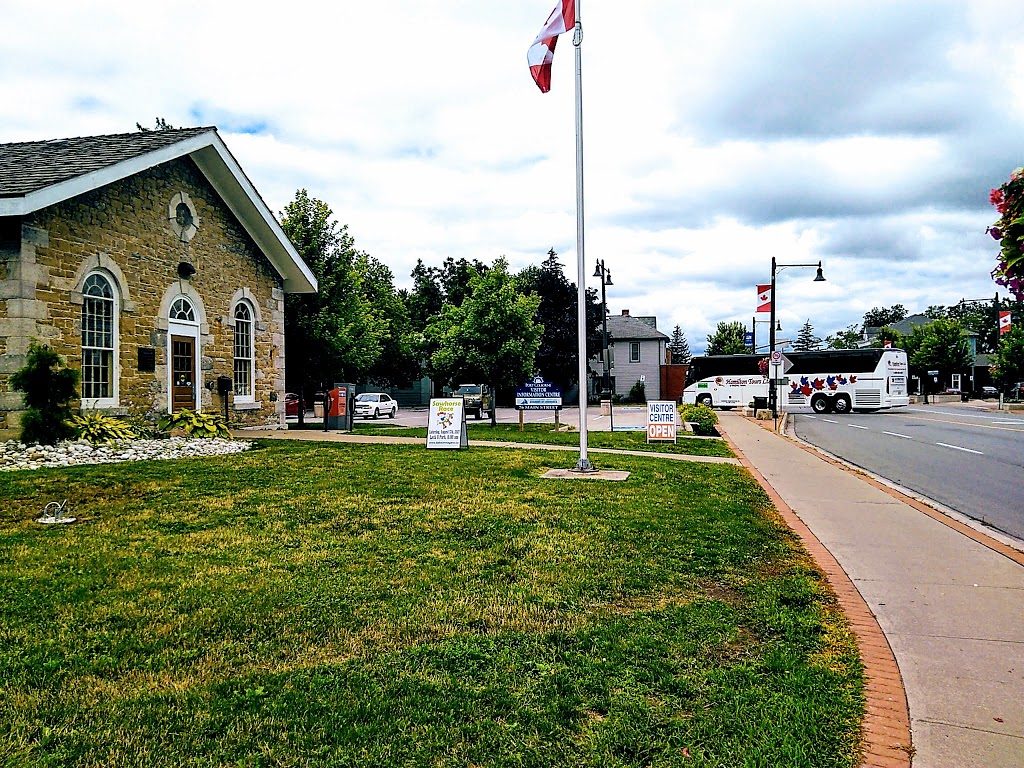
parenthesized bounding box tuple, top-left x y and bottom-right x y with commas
(0, 127, 216, 197)
(0, 127, 316, 293)
(607, 312, 668, 341)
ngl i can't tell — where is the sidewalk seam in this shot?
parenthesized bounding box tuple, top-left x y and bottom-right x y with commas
(718, 419, 913, 768)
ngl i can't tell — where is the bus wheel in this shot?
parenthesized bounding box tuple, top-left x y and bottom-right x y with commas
(696, 394, 713, 408)
(832, 395, 852, 414)
(811, 394, 832, 414)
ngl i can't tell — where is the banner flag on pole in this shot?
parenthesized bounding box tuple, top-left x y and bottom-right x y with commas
(756, 284, 772, 313)
(528, 0, 577, 93)
(999, 310, 1012, 335)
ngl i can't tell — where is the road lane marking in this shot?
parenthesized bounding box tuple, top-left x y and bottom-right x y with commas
(992, 421, 1023, 425)
(847, 424, 869, 430)
(936, 442, 984, 455)
(883, 431, 914, 439)
(822, 418, 838, 424)
(897, 411, 1024, 433)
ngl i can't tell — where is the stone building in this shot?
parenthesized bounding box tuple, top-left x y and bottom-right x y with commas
(0, 127, 317, 437)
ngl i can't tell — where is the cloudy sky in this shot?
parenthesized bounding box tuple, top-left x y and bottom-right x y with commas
(4, 0, 1022, 353)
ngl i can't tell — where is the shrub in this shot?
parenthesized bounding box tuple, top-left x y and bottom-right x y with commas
(677, 402, 718, 435)
(67, 412, 138, 444)
(627, 380, 647, 403)
(158, 409, 232, 439)
(10, 342, 79, 445)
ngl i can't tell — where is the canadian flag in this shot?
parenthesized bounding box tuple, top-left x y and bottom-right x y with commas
(528, 0, 576, 93)
(756, 284, 772, 313)
(1000, 310, 1012, 335)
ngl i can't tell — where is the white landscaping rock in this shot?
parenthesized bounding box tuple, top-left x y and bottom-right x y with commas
(0, 437, 253, 472)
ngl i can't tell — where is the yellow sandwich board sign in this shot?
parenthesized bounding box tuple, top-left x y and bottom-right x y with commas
(426, 398, 468, 449)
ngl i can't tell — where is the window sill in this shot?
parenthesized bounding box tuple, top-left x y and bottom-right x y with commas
(233, 401, 261, 411)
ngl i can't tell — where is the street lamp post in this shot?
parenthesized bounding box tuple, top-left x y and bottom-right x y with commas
(768, 257, 826, 418)
(752, 315, 781, 353)
(594, 259, 614, 432)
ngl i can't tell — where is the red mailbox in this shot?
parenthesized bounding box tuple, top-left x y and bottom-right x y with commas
(328, 387, 346, 417)
(325, 384, 354, 431)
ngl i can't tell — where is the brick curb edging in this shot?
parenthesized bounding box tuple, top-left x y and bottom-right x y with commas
(717, 420, 913, 768)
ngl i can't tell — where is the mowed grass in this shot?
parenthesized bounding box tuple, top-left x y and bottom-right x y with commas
(353, 422, 735, 458)
(0, 440, 862, 767)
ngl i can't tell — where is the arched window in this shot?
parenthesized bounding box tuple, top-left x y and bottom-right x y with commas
(81, 272, 117, 403)
(233, 301, 254, 400)
(170, 297, 196, 322)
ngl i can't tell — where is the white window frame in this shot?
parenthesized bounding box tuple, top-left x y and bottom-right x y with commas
(629, 341, 641, 363)
(232, 300, 255, 402)
(81, 271, 119, 408)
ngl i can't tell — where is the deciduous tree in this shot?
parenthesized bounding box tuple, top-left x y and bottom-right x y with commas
(993, 323, 1024, 389)
(705, 321, 747, 356)
(862, 305, 908, 330)
(425, 258, 543, 426)
(281, 190, 388, 418)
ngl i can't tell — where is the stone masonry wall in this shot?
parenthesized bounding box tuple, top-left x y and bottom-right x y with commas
(0, 158, 287, 436)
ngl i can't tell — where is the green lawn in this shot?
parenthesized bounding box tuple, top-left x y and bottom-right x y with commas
(0, 440, 862, 767)
(352, 422, 734, 458)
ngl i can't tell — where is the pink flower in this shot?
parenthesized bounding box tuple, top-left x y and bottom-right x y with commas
(991, 188, 1004, 206)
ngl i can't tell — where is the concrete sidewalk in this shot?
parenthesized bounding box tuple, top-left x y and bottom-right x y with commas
(717, 411, 1024, 768)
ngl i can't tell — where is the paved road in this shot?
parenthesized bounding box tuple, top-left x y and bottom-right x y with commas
(793, 405, 1024, 542)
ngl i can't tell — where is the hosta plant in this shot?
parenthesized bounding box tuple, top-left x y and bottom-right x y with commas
(157, 409, 231, 439)
(67, 412, 138, 444)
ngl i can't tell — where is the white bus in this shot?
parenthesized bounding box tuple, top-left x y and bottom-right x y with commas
(682, 348, 910, 414)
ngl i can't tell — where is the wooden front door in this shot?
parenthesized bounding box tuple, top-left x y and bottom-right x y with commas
(171, 335, 195, 412)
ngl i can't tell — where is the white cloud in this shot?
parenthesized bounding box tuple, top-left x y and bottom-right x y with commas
(4, 0, 1022, 356)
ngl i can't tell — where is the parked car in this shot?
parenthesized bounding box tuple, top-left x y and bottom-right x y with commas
(979, 386, 999, 399)
(454, 384, 492, 419)
(354, 392, 398, 419)
(284, 392, 302, 416)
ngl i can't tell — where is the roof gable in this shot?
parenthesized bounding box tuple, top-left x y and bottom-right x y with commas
(0, 128, 316, 294)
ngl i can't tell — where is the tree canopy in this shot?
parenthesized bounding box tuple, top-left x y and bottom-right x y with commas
(993, 323, 1024, 386)
(706, 321, 747, 356)
(862, 305, 908, 330)
(281, 190, 396, 408)
(516, 249, 601, 391)
(424, 258, 543, 425)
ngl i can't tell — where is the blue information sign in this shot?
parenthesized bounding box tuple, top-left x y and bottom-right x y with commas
(515, 378, 562, 410)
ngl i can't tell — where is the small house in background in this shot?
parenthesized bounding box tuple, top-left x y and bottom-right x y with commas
(0, 128, 317, 437)
(589, 309, 669, 401)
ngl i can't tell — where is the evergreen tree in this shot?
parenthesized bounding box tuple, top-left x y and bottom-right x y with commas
(516, 249, 601, 391)
(792, 320, 821, 351)
(667, 325, 691, 363)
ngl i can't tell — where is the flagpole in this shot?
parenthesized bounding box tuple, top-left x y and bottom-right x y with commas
(572, 1, 592, 471)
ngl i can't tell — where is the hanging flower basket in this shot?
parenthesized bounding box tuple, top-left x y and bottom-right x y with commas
(988, 168, 1024, 299)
